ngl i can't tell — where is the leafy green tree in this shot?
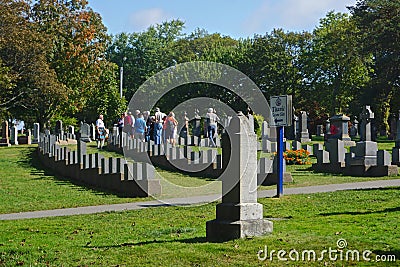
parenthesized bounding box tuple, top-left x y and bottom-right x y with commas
(107, 20, 185, 101)
(82, 61, 126, 126)
(31, 0, 110, 118)
(0, 0, 66, 126)
(302, 12, 373, 116)
(350, 0, 400, 133)
(243, 30, 310, 104)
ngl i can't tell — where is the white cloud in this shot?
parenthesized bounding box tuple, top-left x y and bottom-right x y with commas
(129, 8, 172, 31)
(242, 0, 357, 34)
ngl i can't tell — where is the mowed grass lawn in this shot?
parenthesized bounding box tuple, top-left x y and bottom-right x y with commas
(0, 188, 399, 266)
(0, 145, 399, 266)
(0, 144, 399, 214)
(0, 145, 154, 214)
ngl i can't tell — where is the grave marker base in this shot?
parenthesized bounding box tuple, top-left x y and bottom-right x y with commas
(206, 217, 273, 242)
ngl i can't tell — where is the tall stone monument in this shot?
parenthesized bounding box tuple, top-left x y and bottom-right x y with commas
(351, 106, 377, 165)
(0, 121, 10, 147)
(299, 111, 310, 142)
(10, 125, 18, 145)
(32, 123, 40, 144)
(261, 121, 269, 139)
(206, 112, 273, 241)
(328, 114, 355, 146)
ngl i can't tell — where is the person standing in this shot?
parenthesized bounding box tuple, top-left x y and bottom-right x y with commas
(143, 111, 151, 142)
(154, 107, 163, 144)
(134, 113, 147, 142)
(117, 113, 124, 136)
(128, 111, 135, 138)
(124, 111, 133, 138)
(180, 111, 189, 138)
(96, 114, 106, 149)
(164, 112, 178, 146)
(206, 108, 219, 147)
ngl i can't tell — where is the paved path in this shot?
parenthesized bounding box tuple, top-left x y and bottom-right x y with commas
(1, 179, 399, 221)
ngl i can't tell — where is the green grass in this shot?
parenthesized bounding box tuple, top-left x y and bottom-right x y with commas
(0, 145, 153, 214)
(277, 163, 399, 188)
(0, 188, 399, 266)
(0, 145, 221, 214)
(1, 143, 399, 214)
(61, 142, 123, 158)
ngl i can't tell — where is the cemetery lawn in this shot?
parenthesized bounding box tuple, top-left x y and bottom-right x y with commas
(0, 187, 399, 266)
(270, 163, 400, 189)
(0, 145, 399, 214)
(0, 145, 154, 214)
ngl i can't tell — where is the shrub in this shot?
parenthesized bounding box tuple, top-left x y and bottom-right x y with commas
(284, 149, 311, 165)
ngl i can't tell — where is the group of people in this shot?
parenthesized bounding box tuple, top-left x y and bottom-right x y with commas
(95, 107, 220, 149)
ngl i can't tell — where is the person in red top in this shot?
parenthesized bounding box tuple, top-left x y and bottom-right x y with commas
(163, 112, 178, 146)
(124, 111, 132, 136)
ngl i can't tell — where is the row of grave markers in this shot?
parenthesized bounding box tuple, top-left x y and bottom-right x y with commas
(38, 133, 161, 197)
(107, 131, 291, 186)
(311, 106, 400, 176)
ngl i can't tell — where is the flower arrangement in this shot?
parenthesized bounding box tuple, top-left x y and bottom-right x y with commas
(284, 149, 311, 165)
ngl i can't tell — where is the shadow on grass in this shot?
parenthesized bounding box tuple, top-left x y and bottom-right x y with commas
(320, 187, 400, 216)
(320, 206, 400, 216)
(18, 147, 134, 198)
(85, 236, 208, 249)
(155, 165, 216, 182)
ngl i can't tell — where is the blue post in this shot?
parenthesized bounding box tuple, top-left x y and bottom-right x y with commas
(277, 126, 284, 197)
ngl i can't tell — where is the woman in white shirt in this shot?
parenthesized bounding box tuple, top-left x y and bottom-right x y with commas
(96, 114, 105, 149)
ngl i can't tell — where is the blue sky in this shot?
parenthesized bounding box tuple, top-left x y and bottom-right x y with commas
(88, 0, 358, 38)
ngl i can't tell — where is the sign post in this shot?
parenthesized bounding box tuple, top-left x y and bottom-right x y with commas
(270, 95, 292, 197)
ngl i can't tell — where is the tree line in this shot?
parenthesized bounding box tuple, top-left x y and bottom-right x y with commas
(0, 0, 399, 134)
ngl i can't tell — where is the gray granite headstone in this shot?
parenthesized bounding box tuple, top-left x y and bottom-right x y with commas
(26, 129, 32, 145)
(353, 141, 378, 166)
(325, 139, 345, 164)
(0, 121, 10, 146)
(377, 150, 391, 166)
(10, 125, 18, 145)
(32, 123, 40, 144)
(90, 124, 96, 141)
(261, 121, 269, 139)
(316, 125, 324, 137)
(261, 138, 271, 152)
(316, 150, 330, 164)
(360, 106, 374, 142)
(206, 112, 273, 242)
(299, 111, 310, 142)
(80, 122, 91, 142)
(77, 140, 86, 164)
(329, 114, 351, 141)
